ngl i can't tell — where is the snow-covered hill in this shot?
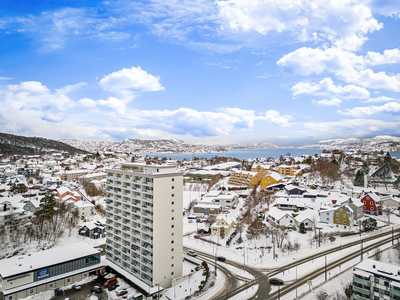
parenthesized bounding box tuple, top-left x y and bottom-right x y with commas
(300, 135, 400, 151)
(223, 142, 281, 149)
(60, 138, 227, 154)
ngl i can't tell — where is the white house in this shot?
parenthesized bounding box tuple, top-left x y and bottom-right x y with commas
(267, 207, 295, 228)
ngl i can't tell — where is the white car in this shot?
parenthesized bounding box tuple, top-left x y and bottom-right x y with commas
(187, 250, 197, 257)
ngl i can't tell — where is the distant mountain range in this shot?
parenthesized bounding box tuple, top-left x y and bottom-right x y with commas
(1, 132, 399, 156)
(60, 138, 228, 154)
(0, 132, 87, 156)
(300, 135, 400, 151)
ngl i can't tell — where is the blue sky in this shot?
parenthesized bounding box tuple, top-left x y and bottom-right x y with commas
(1, 0, 400, 146)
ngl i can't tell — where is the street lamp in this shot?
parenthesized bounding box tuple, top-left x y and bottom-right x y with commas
(293, 258, 297, 299)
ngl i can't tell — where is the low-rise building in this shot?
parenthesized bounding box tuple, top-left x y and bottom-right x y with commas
(193, 204, 222, 217)
(210, 216, 235, 236)
(267, 207, 295, 228)
(0, 243, 103, 300)
(353, 258, 400, 300)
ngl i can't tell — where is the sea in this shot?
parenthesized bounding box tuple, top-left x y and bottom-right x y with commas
(132, 148, 400, 161)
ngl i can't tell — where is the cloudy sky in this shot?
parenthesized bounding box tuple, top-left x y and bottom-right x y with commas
(1, 0, 400, 146)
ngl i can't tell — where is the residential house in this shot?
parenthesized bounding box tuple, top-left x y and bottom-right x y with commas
(251, 164, 273, 173)
(284, 185, 306, 195)
(278, 165, 298, 176)
(23, 199, 41, 213)
(261, 172, 284, 189)
(348, 199, 364, 221)
(78, 172, 107, 185)
(228, 170, 261, 187)
(380, 195, 400, 210)
(361, 193, 382, 215)
(275, 198, 306, 211)
(74, 200, 95, 221)
(193, 204, 222, 217)
(55, 186, 81, 202)
(210, 216, 235, 236)
(79, 221, 106, 239)
(267, 207, 295, 228)
(294, 215, 313, 231)
(333, 205, 354, 230)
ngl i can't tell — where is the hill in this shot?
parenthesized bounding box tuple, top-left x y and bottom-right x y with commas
(300, 135, 400, 151)
(0, 132, 88, 156)
(61, 138, 227, 154)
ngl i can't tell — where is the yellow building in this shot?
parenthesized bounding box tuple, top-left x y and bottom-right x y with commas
(333, 206, 354, 230)
(228, 170, 261, 187)
(251, 164, 273, 173)
(211, 216, 235, 236)
(261, 172, 284, 189)
(278, 165, 299, 176)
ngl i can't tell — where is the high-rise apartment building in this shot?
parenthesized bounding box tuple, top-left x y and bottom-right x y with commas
(105, 163, 183, 288)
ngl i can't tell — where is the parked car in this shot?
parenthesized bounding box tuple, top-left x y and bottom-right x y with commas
(104, 277, 118, 287)
(269, 278, 284, 285)
(117, 290, 128, 297)
(55, 288, 64, 296)
(72, 284, 81, 290)
(90, 286, 103, 293)
(187, 250, 197, 257)
(216, 256, 226, 262)
(108, 284, 119, 291)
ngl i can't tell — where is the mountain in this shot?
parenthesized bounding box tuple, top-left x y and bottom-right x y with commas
(0, 132, 88, 156)
(223, 142, 281, 149)
(300, 135, 400, 151)
(60, 138, 228, 154)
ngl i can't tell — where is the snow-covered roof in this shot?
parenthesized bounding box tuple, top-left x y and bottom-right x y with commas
(74, 200, 94, 208)
(355, 259, 400, 281)
(205, 191, 222, 198)
(267, 207, 294, 220)
(57, 186, 72, 195)
(0, 242, 99, 278)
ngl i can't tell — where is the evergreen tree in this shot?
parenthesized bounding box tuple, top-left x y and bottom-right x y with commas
(39, 194, 57, 218)
(354, 169, 365, 186)
(299, 222, 306, 234)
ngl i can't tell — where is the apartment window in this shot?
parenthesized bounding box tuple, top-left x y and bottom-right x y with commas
(371, 207, 374, 210)
(374, 278, 379, 284)
(172, 178, 174, 182)
(172, 186, 174, 189)
(171, 240, 174, 244)
(172, 194, 174, 197)
(171, 225, 174, 228)
(171, 272, 174, 275)
(171, 248, 174, 252)
(336, 213, 339, 217)
(172, 217, 174, 220)
(172, 201, 174, 205)
(336, 219, 339, 223)
(385, 281, 390, 287)
(343, 220, 346, 224)
(172, 233, 174, 236)
(171, 264, 174, 267)
(172, 256, 174, 259)
(157, 169, 159, 172)
(343, 214, 346, 218)
(370, 202, 373, 205)
(172, 209, 174, 212)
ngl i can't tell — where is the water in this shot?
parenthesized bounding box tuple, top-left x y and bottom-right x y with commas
(132, 149, 400, 161)
(131, 148, 323, 161)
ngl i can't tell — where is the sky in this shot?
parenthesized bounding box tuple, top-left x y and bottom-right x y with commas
(1, 0, 400, 146)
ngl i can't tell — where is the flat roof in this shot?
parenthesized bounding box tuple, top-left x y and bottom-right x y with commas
(0, 242, 99, 278)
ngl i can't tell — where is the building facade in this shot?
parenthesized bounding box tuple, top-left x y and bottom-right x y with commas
(353, 258, 400, 300)
(0, 243, 103, 300)
(105, 163, 183, 288)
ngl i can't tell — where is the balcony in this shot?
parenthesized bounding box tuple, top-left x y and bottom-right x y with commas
(353, 276, 370, 287)
(391, 287, 400, 297)
(352, 286, 370, 296)
(352, 294, 369, 300)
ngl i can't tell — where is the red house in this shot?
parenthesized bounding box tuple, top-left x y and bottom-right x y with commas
(361, 193, 382, 215)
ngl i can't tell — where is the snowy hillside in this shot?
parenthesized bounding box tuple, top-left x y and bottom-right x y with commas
(300, 135, 400, 151)
(60, 138, 228, 154)
(224, 142, 281, 149)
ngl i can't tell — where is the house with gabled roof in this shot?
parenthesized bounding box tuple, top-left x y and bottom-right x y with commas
(267, 207, 295, 228)
(210, 216, 235, 236)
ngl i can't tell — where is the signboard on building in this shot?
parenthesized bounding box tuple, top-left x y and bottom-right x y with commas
(4, 273, 33, 290)
(37, 269, 49, 279)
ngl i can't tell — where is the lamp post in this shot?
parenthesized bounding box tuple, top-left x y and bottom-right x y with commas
(293, 258, 298, 299)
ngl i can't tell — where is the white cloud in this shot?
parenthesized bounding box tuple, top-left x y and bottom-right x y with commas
(338, 102, 400, 117)
(278, 47, 400, 92)
(292, 78, 369, 99)
(362, 96, 398, 103)
(303, 118, 400, 139)
(99, 97, 126, 115)
(98, 66, 164, 101)
(312, 98, 342, 106)
(261, 110, 293, 127)
(216, 0, 382, 50)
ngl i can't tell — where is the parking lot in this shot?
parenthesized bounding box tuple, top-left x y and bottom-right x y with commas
(51, 276, 108, 300)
